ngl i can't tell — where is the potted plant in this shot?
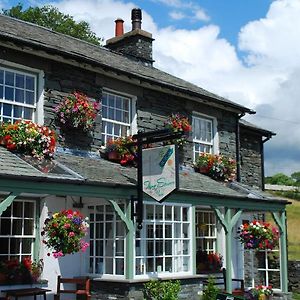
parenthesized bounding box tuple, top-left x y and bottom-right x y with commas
(250, 285, 273, 300)
(238, 220, 279, 250)
(195, 153, 236, 181)
(105, 136, 137, 166)
(42, 209, 89, 257)
(196, 250, 223, 273)
(0, 120, 56, 159)
(165, 113, 192, 146)
(55, 91, 100, 132)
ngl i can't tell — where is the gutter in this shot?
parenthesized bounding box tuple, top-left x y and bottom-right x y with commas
(261, 134, 273, 191)
(236, 113, 246, 182)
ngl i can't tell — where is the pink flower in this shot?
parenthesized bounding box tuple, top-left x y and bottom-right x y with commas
(64, 223, 71, 229)
(68, 232, 75, 237)
(53, 251, 63, 258)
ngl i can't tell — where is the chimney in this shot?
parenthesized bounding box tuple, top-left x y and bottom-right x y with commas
(115, 18, 124, 37)
(131, 8, 142, 30)
(106, 8, 154, 66)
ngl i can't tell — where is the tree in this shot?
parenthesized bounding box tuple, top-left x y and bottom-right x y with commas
(264, 173, 294, 186)
(2, 4, 102, 45)
(291, 172, 300, 186)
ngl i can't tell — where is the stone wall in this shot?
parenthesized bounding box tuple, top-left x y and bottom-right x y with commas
(288, 260, 300, 292)
(240, 128, 263, 188)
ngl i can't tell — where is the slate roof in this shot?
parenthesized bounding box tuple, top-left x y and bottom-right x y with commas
(239, 119, 276, 137)
(0, 147, 287, 203)
(0, 14, 254, 114)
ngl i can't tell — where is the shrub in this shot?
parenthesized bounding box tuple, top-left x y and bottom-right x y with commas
(144, 279, 181, 300)
(202, 277, 219, 300)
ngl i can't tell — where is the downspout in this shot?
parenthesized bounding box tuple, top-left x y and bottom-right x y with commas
(236, 113, 245, 182)
(261, 134, 272, 191)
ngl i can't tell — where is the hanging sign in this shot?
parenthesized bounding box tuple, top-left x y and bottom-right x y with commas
(142, 145, 178, 202)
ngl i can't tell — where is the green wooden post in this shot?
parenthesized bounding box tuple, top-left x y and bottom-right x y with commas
(108, 200, 135, 279)
(191, 206, 196, 274)
(272, 210, 288, 293)
(214, 207, 243, 293)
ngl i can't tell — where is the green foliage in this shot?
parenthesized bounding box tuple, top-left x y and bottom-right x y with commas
(291, 172, 300, 186)
(265, 173, 295, 186)
(202, 277, 219, 300)
(2, 3, 102, 45)
(144, 280, 181, 300)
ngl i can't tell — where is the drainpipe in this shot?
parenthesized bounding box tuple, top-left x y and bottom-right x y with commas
(261, 135, 272, 191)
(236, 113, 245, 182)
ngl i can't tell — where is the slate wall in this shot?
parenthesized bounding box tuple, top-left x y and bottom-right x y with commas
(240, 128, 263, 188)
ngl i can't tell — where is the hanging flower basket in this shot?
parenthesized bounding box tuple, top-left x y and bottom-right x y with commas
(55, 91, 100, 132)
(238, 220, 279, 250)
(164, 113, 192, 146)
(42, 209, 89, 258)
(0, 120, 56, 159)
(194, 153, 236, 181)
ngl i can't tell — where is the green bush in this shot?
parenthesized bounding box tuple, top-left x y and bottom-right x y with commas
(144, 279, 181, 300)
(202, 277, 219, 300)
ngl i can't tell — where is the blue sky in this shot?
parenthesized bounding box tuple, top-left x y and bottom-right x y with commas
(1, 0, 300, 176)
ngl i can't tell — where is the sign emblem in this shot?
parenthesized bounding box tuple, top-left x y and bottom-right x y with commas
(142, 145, 178, 202)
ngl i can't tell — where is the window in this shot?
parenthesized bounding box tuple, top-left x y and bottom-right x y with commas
(88, 204, 127, 277)
(193, 115, 214, 160)
(0, 67, 37, 123)
(255, 250, 280, 289)
(135, 203, 191, 276)
(101, 91, 133, 145)
(195, 209, 217, 253)
(0, 200, 36, 262)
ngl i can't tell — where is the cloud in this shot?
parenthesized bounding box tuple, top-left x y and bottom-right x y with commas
(193, 8, 210, 22)
(169, 10, 185, 20)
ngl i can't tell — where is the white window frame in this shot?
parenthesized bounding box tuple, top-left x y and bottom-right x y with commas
(101, 88, 137, 145)
(135, 202, 192, 278)
(0, 199, 36, 262)
(195, 208, 217, 253)
(192, 113, 218, 161)
(88, 203, 126, 279)
(0, 61, 44, 124)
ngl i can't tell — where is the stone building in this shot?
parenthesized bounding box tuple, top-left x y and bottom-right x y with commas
(0, 8, 289, 300)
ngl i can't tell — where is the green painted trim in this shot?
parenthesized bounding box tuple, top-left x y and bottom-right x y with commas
(124, 202, 135, 280)
(0, 192, 19, 216)
(0, 179, 288, 212)
(108, 200, 131, 231)
(33, 199, 41, 260)
(272, 211, 288, 293)
(213, 207, 243, 293)
(191, 206, 196, 275)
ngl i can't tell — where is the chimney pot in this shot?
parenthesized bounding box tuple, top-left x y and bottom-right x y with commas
(115, 18, 124, 37)
(131, 8, 142, 30)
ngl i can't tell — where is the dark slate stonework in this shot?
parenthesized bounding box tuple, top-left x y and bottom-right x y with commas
(240, 128, 263, 188)
(288, 260, 300, 292)
(106, 30, 154, 66)
(91, 277, 203, 300)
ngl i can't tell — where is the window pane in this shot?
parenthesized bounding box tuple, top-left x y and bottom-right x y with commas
(2, 206, 11, 218)
(25, 91, 34, 105)
(24, 203, 34, 218)
(3, 103, 12, 118)
(0, 219, 11, 235)
(15, 89, 25, 103)
(12, 219, 23, 235)
(10, 238, 21, 254)
(24, 220, 34, 235)
(22, 238, 33, 253)
(25, 76, 34, 90)
(13, 202, 23, 217)
(5, 87, 14, 100)
(5, 71, 14, 86)
(13, 106, 22, 118)
(116, 97, 122, 109)
(116, 258, 124, 275)
(0, 85, 3, 98)
(16, 74, 25, 88)
(0, 238, 9, 254)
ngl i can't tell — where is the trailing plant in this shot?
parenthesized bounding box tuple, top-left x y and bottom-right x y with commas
(55, 91, 100, 132)
(238, 220, 279, 250)
(202, 277, 219, 300)
(165, 113, 191, 146)
(195, 153, 236, 181)
(105, 135, 137, 166)
(42, 209, 89, 257)
(144, 279, 181, 300)
(0, 120, 56, 158)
